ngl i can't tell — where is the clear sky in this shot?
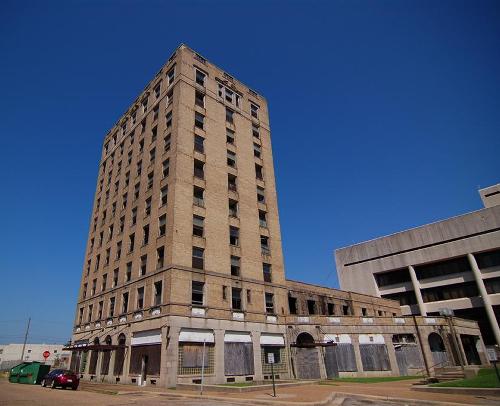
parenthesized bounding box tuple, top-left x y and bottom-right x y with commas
(1, 0, 499, 345)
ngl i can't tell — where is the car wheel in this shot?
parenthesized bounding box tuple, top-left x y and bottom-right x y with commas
(72, 386, 78, 391)
(50, 380, 56, 389)
(41, 379, 46, 387)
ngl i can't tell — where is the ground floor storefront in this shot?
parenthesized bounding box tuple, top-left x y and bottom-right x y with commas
(68, 315, 489, 387)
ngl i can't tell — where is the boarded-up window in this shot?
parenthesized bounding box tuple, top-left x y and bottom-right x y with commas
(114, 347, 126, 376)
(79, 351, 88, 373)
(70, 351, 80, 372)
(88, 350, 98, 374)
(360, 344, 391, 371)
(325, 344, 357, 372)
(100, 350, 111, 375)
(224, 342, 254, 376)
(182, 344, 209, 368)
(129, 344, 161, 376)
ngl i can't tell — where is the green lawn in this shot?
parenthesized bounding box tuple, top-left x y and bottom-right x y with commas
(431, 368, 500, 388)
(320, 375, 419, 384)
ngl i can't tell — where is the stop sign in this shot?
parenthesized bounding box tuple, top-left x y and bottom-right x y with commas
(43, 351, 50, 360)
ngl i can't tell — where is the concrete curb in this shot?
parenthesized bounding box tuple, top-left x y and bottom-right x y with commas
(177, 380, 317, 393)
(333, 391, 484, 406)
(412, 385, 500, 397)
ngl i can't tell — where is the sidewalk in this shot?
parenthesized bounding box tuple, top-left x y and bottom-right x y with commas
(80, 379, 500, 405)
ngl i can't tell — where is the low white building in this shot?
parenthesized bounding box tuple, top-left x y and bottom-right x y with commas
(0, 343, 70, 370)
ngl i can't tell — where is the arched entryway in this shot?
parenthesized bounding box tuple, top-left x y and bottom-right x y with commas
(428, 333, 448, 366)
(294, 332, 321, 379)
(100, 335, 112, 375)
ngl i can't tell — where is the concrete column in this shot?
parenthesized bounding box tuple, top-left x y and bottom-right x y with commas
(214, 329, 225, 384)
(95, 351, 102, 380)
(251, 331, 263, 381)
(163, 326, 179, 388)
(351, 335, 364, 373)
(467, 253, 500, 346)
(384, 334, 398, 376)
(159, 325, 170, 387)
(408, 265, 427, 316)
(108, 350, 116, 383)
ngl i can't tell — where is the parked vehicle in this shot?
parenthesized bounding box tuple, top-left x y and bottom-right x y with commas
(40, 369, 79, 390)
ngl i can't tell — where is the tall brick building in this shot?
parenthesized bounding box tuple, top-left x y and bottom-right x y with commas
(69, 45, 487, 386)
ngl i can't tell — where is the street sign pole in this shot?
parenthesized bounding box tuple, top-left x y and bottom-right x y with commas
(267, 352, 276, 397)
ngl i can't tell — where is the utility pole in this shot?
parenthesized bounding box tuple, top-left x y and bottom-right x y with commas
(20, 317, 31, 362)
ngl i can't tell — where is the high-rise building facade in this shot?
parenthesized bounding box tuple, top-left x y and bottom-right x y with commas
(69, 45, 487, 387)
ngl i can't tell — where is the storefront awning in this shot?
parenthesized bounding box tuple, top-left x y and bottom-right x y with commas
(260, 333, 285, 346)
(359, 334, 385, 344)
(63, 344, 125, 351)
(179, 328, 214, 343)
(131, 329, 162, 346)
(323, 334, 351, 344)
(224, 331, 252, 343)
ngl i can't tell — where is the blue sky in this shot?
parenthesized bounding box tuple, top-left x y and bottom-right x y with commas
(0, 0, 499, 344)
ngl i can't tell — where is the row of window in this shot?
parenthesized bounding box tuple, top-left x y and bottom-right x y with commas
(78, 280, 275, 325)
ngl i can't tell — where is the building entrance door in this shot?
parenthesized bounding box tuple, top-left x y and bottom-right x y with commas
(294, 332, 321, 379)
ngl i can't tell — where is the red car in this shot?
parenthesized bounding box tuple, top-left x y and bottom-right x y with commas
(41, 369, 79, 390)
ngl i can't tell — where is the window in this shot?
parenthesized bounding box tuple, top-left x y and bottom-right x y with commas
(227, 150, 236, 167)
(131, 207, 137, 225)
(122, 292, 129, 314)
(142, 97, 148, 113)
(111, 201, 117, 217)
(154, 281, 162, 306)
(194, 135, 204, 153)
(91, 279, 96, 296)
(226, 128, 235, 144)
(250, 103, 259, 118)
(193, 215, 204, 237)
(167, 67, 175, 85)
(162, 159, 170, 178)
(192, 247, 204, 269)
(193, 186, 204, 207)
(195, 69, 206, 86)
(140, 119, 146, 134)
(218, 83, 241, 107)
(147, 172, 154, 190)
(131, 110, 137, 125)
(307, 300, 316, 315)
(108, 225, 114, 241)
(222, 285, 227, 300)
(122, 193, 128, 209)
(195, 112, 205, 130)
(253, 143, 261, 158)
(114, 180, 119, 195)
(134, 182, 140, 200)
(126, 262, 132, 282)
(150, 146, 156, 162)
(327, 303, 335, 316)
(165, 111, 172, 128)
(113, 268, 119, 287)
(192, 281, 204, 306)
(229, 199, 238, 217)
(246, 289, 252, 304)
(225, 107, 234, 123)
(194, 159, 204, 179)
(142, 224, 149, 245)
(361, 307, 368, 316)
(166, 89, 173, 105)
(231, 256, 240, 276)
(79, 307, 84, 323)
(129, 233, 135, 252)
(229, 226, 239, 246)
(127, 151, 132, 165)
(109, 297, 115, 317)
(160, 185, 168, 206)
(252, 123, 260, 139)
(158, 214, 166, 236)
(119, 216, 125, 233)
(255, 164, 263, 180)
(164, 134, 171, 152)
(195, 90, 205, 108)
(265, 293, 274, 314)
(261, 236, 270, 255)
(82, 283, 87, 299)
(137, 287, 144, 309)
(145, 197, 152, 217)
(153, 106, 159, 121)
(88, 304, 93, 322)
(140, 255, 147, 276)
(259, 210, 267, 228)
(157, 246, 164, 269)
(137, 161, 142, 176)
(150, 126, 158, 144)
(228, 174, 237, 191)
(263, 263, 272, 282)
(101, 273, 108, 292)
(232, 287, 242, 310)
(415, 257, 471, 280)
(342, 305, 350, 315)
(116, 241, 122, 259)
(97, 300, 104, 320)
(288, 295, 297, 314)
